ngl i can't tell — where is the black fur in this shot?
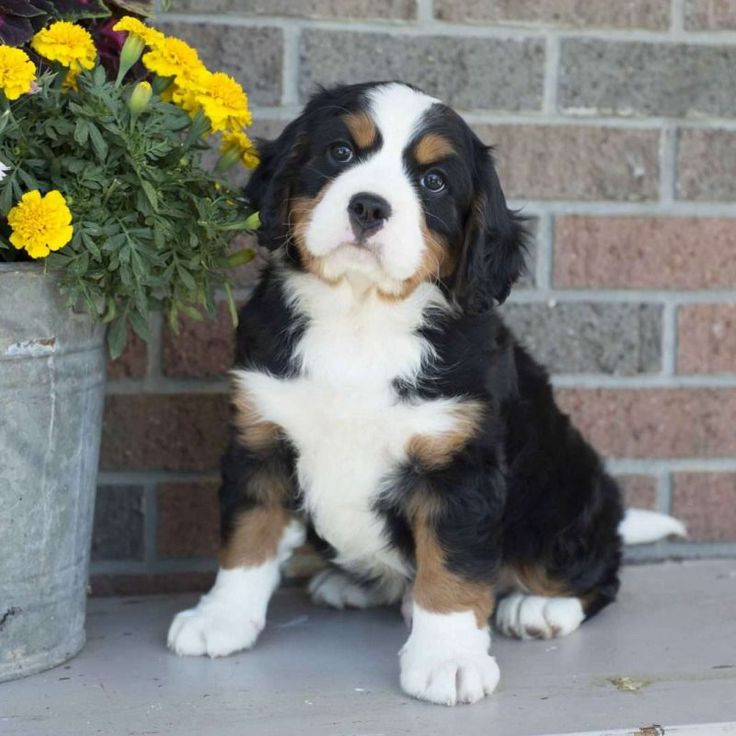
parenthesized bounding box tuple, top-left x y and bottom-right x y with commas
(222, 82, 624, 624)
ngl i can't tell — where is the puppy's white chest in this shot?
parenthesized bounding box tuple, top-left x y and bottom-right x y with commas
(235, 276, 455, 577)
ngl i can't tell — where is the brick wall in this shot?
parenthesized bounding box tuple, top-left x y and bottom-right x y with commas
(90, 0, 736, 593)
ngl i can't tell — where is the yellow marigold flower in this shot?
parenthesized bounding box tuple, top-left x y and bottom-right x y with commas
(220, 129, 259, 169)
(170, 68, 210, 114)
(113, 16, 165, 48)
(32, 21, 96, 75)
(194, 72, 252, 133)
(7, 190, 74, 259)
(0, 46, 36, 100)
(142, 36, 205, 81)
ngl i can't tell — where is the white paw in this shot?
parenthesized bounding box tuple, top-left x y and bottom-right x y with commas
(167, 604, 262, 657)
(400, 647, 500, 705)
(308, 569, 379, 609)
(495, 594, 584, 640)
(400, 606, 499, 706)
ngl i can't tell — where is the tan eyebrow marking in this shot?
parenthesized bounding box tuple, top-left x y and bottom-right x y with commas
(342, 111, 378, 149)
(414, 133, 455, 165)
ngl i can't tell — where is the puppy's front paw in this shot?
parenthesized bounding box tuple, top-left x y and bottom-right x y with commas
(167, 605, 262, 657)
(400, 606, 499, 706)
(495, 593, 584, 640)
(400, 648, 500, 706)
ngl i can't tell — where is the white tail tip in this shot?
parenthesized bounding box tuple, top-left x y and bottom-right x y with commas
(618, 508, 687, 545)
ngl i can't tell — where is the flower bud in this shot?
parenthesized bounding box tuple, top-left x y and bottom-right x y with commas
(116, 33, 145, 85)
(128, 81, 152, 115)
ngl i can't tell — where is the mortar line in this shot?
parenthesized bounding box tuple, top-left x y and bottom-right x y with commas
(661, 301, 678, 376)
(534, 214, 554, 288)
(670, 0, 686, 32)
(507, 289, 736, 304)
(280, 23, 301, 106)
(161, 13, 736, 44)
(416, 0, 434, 24)
(542, 33, 560, 114)
(659, 125, 678, 204)
(251, 104, 736, 131)
(145, 311, 163, 385)
(143, 479, 158, 566)
(550, 373, 736, 388)
(657, 470, 674, 514)
(607, 458, 736, 473)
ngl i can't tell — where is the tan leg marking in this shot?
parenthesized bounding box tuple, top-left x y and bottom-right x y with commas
(411, 502, 494, 628)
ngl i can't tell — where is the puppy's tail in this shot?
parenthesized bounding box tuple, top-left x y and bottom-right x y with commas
(618, 508, 687, 545)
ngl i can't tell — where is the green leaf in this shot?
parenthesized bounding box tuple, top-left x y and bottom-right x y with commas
(140, 180, 159, 212)
(107, 316, 128, 360)
(88, 123, 109, 163)
(74, 119, 89, 146)
(128, 310, 151, 341)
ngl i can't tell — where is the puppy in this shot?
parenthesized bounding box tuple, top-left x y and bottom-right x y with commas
(167, 81, 685, 706)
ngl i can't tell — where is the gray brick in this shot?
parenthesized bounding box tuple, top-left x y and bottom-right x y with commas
(436, 0, 670, 29)
(170, 0, 416, 18)
(560, 40, 736, 118)
(475, 125, 659, 201)
(299, 30, 545, 111)
(155, 21, 283, 106)
(500, 303, 662, 375)
(92, 486, 145, 562)
(678, 130, 736, 201)
(685, 0, 736, 30)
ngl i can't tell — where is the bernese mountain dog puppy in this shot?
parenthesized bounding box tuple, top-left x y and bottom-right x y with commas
(167, 81, 685, 706)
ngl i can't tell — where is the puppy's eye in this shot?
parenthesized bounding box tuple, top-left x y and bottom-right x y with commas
(421, 170, 447, 193)
(328, 142, 354, 164)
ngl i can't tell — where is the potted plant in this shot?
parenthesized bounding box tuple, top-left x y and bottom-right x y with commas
(0, 8, 258, 681)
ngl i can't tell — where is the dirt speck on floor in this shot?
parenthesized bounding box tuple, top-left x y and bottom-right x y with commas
(607, 675, 653, 693)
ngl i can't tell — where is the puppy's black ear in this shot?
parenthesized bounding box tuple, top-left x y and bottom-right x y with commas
(453, 143, 528, 312)
(244, 119, 306, 250)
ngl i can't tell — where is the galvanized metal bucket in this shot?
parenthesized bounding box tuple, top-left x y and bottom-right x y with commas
(0, 263, 106, 682)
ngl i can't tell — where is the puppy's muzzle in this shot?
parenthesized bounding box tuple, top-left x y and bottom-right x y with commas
(348, 192, 391, 241)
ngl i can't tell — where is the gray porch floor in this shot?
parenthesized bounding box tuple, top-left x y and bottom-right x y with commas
(2, 560, 736, 736)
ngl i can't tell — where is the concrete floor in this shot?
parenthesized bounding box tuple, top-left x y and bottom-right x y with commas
(1, 560, 735, 736)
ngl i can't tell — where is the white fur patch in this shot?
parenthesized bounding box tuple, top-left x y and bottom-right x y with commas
(495, 593, 585, 640)
(305, 83, 439, 292)
(618, 508, 687, 545)
(232, 272, 458, 585)
(167, 520, 305, 657)
(400, 604, 500, 706)
(308, 568, 405, 609)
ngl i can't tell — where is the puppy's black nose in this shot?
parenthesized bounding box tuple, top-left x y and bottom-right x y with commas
(348, 192, 391, 238)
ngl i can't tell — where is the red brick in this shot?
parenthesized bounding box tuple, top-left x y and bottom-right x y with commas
(672, 473, 736, 541)
(163, 302, 236, 379)
(157, 482, 220, 559)
(100, 393, 229, 471)
(678, 130, 736, 201)
(685, 0, 736, 29)
(107, 330, 147, 379)
(556, 388, 736, 458)
(617, 475, 658, 509)
(474, 126, 659, 201)
(678, 304, 736, 374)
(436, 0, 670, 28)
(554, 216, 736, 289)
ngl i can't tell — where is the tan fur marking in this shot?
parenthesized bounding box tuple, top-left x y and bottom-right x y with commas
(504, 562, 571, 598)
(406, 400, 485, 469)
(290, 193, 341, 285)
(342, 111, 377, 149)
(219, 505, 291, 569)
(232, 386, 281, 452)
(412, 503, 494, 628)
(414, 133, 455, 165)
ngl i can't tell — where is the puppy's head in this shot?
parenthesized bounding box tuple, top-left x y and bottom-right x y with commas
(245, 82, 527, 310)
